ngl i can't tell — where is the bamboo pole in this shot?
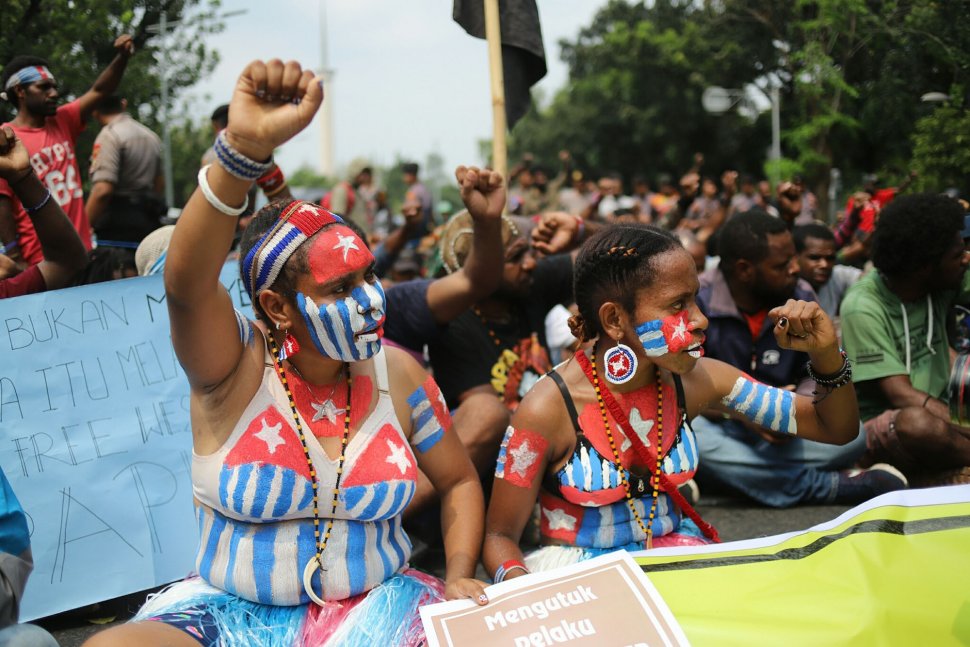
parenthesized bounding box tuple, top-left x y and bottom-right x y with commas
(484, 0, 508, 182)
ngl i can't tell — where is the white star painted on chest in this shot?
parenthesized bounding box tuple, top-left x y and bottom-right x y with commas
(509, 440, 539, 478)
(333, 233, 359, 262)
(542, 507, 577, 531)
(311, 399, 338, 424)
(670, 317, 689, 341)
(619, 407, 654, 453)
(385, 439, 411, 475)
(254, 419, 285, 454)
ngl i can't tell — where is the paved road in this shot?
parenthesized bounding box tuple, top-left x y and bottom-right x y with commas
(38, 499, 849, 646)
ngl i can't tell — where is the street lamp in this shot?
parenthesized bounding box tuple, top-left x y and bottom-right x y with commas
(147, 9, 248, 212)
(702, 85, 782, 185)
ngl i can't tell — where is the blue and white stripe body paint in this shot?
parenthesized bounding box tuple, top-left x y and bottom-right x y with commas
(721, 377, 798, 435)
(297, 280, 386, 362)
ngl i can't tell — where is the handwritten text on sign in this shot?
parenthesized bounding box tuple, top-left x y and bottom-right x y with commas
(420, 552, 689, 647)
(0, 263, 249, 621)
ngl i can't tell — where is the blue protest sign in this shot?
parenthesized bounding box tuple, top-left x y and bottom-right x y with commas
(0, 262, 250, 620)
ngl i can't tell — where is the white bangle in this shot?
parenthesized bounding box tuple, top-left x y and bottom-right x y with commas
(198, 164, 249, 217)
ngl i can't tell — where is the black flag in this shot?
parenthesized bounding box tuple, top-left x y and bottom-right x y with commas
(453, 0, 547, 129)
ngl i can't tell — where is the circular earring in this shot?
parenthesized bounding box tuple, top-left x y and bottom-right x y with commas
(604, 341, 638, 385)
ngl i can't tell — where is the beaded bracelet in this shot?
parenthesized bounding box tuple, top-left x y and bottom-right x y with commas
(198, 165, 249, 217)
(24, 188, 52, 215)
(214, 130, 274, 181)
(256, 165, 285, 192)
(494, 559, 529, 583)
(807, 349, 852, 404)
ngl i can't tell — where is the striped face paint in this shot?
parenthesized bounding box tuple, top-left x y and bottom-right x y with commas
(721, 376, 797, 435)
(495, 426, 548, 488)
(296, 280, 386, 362)
(407, 376, 452, 453)
(636, 310, 698, 357)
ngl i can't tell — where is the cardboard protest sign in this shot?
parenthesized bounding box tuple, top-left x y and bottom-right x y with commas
(0, 263, 249, 620)
(420, 551, 688, 647)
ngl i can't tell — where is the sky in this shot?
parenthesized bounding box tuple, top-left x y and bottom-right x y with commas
(190, 0, 609, 179)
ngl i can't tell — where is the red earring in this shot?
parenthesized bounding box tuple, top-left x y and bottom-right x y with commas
(279, 331, 300, 361)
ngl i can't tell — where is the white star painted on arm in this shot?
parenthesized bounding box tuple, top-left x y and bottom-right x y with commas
(333, 233, 360, 262)
(254, 419, 285, 454)
(542, 507, 577, 531)
(509, 440, 539, 478)
(385, 439, 411, 475)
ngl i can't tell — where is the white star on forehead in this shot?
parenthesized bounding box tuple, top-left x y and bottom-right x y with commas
(542, 507, 577, 531)
(254, 419, 285, 454)
(385, 439, 410, 475)
(333, 233, 359, 263)
(509, 440, 539, 478)
(670, 316, 689, 341)
(311, 399, 338, 424)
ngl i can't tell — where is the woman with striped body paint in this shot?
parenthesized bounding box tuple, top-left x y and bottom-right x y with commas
(86, 60, 499, 647)
(483, 223, 858, 579)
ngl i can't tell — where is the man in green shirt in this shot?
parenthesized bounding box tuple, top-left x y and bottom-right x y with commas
(841, 194, 970, 479)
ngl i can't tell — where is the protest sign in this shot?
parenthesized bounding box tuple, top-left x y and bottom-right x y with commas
(0, 262, 249, 620)
(420, 551, 688, 647)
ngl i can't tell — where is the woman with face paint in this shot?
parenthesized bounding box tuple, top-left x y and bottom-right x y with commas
(86, 61, 495, 647)
(482, 223, 859, 579)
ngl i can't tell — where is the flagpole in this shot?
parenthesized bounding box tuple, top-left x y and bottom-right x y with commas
(483, 0, 508, 183)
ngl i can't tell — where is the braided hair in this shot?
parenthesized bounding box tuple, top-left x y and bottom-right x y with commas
(569, 224, 681, 342)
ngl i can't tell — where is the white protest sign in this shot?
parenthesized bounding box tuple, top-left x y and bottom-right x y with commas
(420, 551, 689, 647)
(0, 262, 250, 620)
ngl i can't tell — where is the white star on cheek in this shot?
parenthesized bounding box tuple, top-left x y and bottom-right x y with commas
(254, 419, 285, 454)
(385, 439, 411, 475)
(333, 234, 360, 263)
(542, 507, 577, 531)
(509, 440, 539, 478)
(671, 317, 688, 341)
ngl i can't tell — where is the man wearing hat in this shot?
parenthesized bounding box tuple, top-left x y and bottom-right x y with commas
(0, 34, 135, 265)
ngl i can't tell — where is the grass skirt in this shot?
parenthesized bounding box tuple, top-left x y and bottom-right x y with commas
(134, 569, 443, 647)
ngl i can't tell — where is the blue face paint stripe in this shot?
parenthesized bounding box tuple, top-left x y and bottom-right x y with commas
(251, 523, 278, 603)
(334, 298, 360, 361)
(297, 294, 328, 357)
(271, 469, 297, 519)
(231, 464, 254, 514)
(360, 481, 390, 519)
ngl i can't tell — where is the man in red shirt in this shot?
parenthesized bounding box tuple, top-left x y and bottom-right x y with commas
(0, 126, 87, 298)
(0, 34, 135, 266)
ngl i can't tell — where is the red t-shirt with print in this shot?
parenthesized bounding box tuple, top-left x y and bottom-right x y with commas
(0, 100, 92, 265)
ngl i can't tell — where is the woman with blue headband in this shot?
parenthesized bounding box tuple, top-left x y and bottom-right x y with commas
(85, 59, 498, 647)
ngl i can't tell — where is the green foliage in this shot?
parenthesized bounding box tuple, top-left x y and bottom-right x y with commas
(167, 114, 215, 206)
(513, 0, 970, 207)
(910, 92, 970, 196)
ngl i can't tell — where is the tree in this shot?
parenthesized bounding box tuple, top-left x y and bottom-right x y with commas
(910, 91, 970, 196)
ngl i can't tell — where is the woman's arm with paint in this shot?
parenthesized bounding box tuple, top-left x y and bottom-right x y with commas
(165, 60, 322, 390)
(483, 376, 567, 583)
(389, 347, 489, 604)
(696, 300, 858, 445)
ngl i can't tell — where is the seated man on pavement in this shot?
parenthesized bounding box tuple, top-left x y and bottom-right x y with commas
(841, 194, 970, 485)
(691, 210, 906, 507)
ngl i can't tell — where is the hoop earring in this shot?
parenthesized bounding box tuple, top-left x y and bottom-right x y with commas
(604, 341, 638, 385)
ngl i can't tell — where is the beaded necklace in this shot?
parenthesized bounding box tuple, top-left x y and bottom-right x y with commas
(268, 334, 352, 605)
(577, 350, 664, 549)
(473, 307, 550, 405)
